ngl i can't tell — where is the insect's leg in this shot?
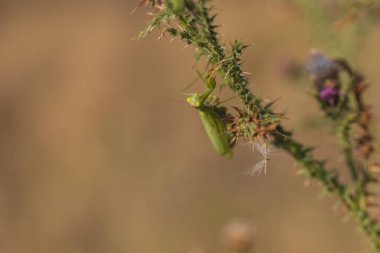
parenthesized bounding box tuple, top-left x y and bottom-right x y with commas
(199, 74, 216, 104)
(183, 58, 214, 93)
(182, 67, 204, 93)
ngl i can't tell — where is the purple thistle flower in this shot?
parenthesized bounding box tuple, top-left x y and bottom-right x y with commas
(320, 86, 339, 104)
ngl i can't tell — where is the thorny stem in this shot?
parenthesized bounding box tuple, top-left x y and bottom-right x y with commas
(309, 54, 378, 213)
(275, 127, 380, 250)
(337, 113, 359, 181)
(137, 0, 380, 250)
(350, 71, 375, 189)
(334, 59, 376, 193)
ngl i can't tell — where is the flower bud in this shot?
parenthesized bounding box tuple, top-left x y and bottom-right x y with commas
(319, 86, 339, 104)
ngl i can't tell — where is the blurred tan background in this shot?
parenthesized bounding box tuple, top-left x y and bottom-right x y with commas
(0, 1, 380, 252)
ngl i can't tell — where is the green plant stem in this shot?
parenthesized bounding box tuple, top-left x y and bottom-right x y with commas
(335, 59, 375, 192)
(188, 27, 380, 248)
(176, 13, 380, 247)
(337, 114, 359, 182)
(138, 1, 380, 250)
(276, 128, 380, 250)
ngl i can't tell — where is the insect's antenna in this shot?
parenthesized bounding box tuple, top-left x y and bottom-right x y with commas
(218, 95, 237, 104)
(131, 0, 147, 14)
(182, 75, 201, 93)
(183, 61, 213, 93)
(165, 96, 187, 104)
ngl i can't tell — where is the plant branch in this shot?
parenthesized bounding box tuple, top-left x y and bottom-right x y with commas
(137, 0, 380, 250)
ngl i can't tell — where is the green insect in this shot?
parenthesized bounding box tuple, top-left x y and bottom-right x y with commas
(186, 74, 233, 159)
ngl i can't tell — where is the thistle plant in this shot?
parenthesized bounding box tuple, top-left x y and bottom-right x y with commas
(136, 0, 380, 251)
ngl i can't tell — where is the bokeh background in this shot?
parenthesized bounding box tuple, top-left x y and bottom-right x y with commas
(1, 1, 380, 252)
